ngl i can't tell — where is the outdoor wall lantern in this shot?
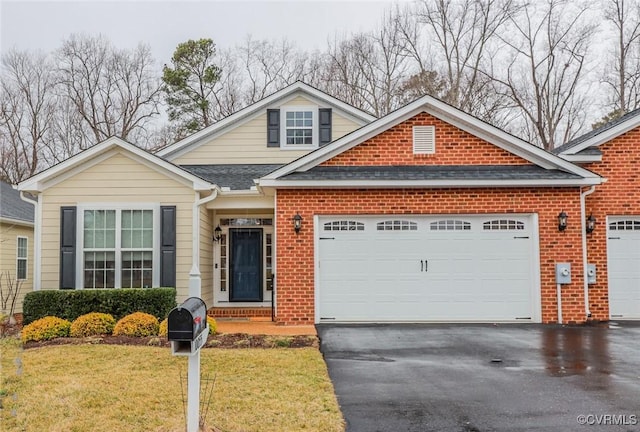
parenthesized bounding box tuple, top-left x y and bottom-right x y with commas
(292, 213, 303, 234)
(558, 211, 568, 232)
(213, 225, 222, 242)
(586, 214, 596, 234)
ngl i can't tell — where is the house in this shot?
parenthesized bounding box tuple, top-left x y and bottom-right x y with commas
(17, 81, 613, 325)
(0, 180, 35, 315)
(555, 110, 640, 321)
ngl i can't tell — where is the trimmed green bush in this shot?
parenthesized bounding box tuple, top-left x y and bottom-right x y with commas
(113, 312, 159, 337)
(70, 312, 116, 337)
(23, 288, 176, 325)
(22, 316, 71, 343)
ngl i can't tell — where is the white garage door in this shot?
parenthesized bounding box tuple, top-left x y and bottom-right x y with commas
(317, 215, 539, 323)
(607, 217, 640, 319)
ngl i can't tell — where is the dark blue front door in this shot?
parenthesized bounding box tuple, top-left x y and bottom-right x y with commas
(230, 229, 263, 301)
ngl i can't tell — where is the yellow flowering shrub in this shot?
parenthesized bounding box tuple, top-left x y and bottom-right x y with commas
(70, 312, 116, 337)
(158, 318, 168, 337)
(21, 316, 71, 343)
(207, 316, 217, 335)
(113, 312, 159, 337)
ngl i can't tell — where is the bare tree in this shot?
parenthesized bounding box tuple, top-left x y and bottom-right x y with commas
(0, 50, 56, 183)
(404, 0, 518, 124)
(600, 0, 640, 120)
(492, 0, 597, 150)
(57, 34, 161, 146)
(319, 9, 414, 116)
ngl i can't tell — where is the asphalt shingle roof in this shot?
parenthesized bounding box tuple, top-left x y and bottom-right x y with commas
(0, 181, 34, 223)
(180, 164, 283, 190)
(280, 165, 583, 181)
(554, 107, 640, 154)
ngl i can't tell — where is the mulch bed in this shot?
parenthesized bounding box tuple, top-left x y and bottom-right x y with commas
(1, 315, 318, 349)
(7, 331, 317, 350)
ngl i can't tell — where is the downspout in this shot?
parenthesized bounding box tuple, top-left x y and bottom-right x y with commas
(19, 192, 40, 291)
(580, 185, 597, 319)
(189, 188, 219, 298)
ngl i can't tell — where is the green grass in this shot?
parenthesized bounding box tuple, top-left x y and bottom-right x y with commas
(0, 338, 344, 432)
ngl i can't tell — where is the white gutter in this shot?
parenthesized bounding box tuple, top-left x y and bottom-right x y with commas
(580, 185, 597, 318)
(258, 178, 603, 188)
(189, 188, 219, 298)
(19, 192, 40, 291)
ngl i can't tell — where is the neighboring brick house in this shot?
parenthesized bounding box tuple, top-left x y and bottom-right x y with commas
(19, 81, 630, 325)
(555, 110, 640, 321)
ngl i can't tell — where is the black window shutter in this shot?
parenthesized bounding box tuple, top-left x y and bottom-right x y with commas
(160, 206, 177, 287)
(267, 109, 280, 147)
(319, 108, 332, 146)
(59, 206, 76, 289)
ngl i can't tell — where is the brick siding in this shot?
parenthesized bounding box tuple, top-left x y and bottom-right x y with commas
(274, 112, 592, 325)
(582, 128, 640, 320)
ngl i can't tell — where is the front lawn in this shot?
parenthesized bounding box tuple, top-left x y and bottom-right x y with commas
(0, 338, 344, 432)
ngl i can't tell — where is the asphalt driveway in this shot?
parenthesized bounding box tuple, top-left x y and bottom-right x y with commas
(317, 323, 640, 432)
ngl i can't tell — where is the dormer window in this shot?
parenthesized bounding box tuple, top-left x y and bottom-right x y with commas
(266, 106, 332, 149)
(284, 108, 315, 146)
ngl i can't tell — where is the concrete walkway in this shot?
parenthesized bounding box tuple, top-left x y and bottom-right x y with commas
(215, 319, 316, 336)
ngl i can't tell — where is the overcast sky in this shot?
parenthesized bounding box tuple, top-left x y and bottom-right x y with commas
(0, 0, 398, 64)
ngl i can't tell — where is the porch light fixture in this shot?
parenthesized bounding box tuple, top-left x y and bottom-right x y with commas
(558, 211, 568, 232)
(213, 225, 222, 242)
(586, 214, 596, 234)
(292, 213, 303, 234)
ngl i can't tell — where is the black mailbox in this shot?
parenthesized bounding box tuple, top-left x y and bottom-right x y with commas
(167, 297, 208, 355)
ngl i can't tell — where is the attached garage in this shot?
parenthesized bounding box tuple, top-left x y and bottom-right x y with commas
(607, 217, 640, 319)
(316, 215, 541, 323)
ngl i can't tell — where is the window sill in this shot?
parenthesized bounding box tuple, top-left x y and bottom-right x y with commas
(280, 145, 318, 151)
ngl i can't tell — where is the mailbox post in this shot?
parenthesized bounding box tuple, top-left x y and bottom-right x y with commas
(167, 297, 208, 432)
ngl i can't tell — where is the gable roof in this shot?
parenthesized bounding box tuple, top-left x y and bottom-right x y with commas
(554, 107, 640, 156)
(0, 181, 34, 225)
(259, 94, 602, 188)
(181, 164, 283, 190)
(156, 81, 376, 161)
(18, 137, 212, 193)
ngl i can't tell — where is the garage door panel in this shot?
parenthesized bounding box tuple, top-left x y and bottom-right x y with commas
(318, 215, 537, 322)
(608, 218, 640, 319)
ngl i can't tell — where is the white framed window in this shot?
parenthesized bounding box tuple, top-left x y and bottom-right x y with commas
(16, 236, 28, 280)
(78, 205, 159, 289)
(281, 106, 317, 149)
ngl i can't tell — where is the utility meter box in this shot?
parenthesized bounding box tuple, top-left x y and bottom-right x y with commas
(168, 297, 208, 356)
(555, 263, 572, 284)
(587, 264, 597, 284)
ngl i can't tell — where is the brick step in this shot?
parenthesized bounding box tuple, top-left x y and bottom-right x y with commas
(208, 307, 273, 320)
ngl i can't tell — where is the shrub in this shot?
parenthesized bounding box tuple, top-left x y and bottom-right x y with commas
(70, 312, 116, 337)
(207, 316, 217, 335)
(21, 316, 71, 343)
(23, 288, 177, 324)
(158, 318, 168, 337)
(113, 312, 159, 337)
